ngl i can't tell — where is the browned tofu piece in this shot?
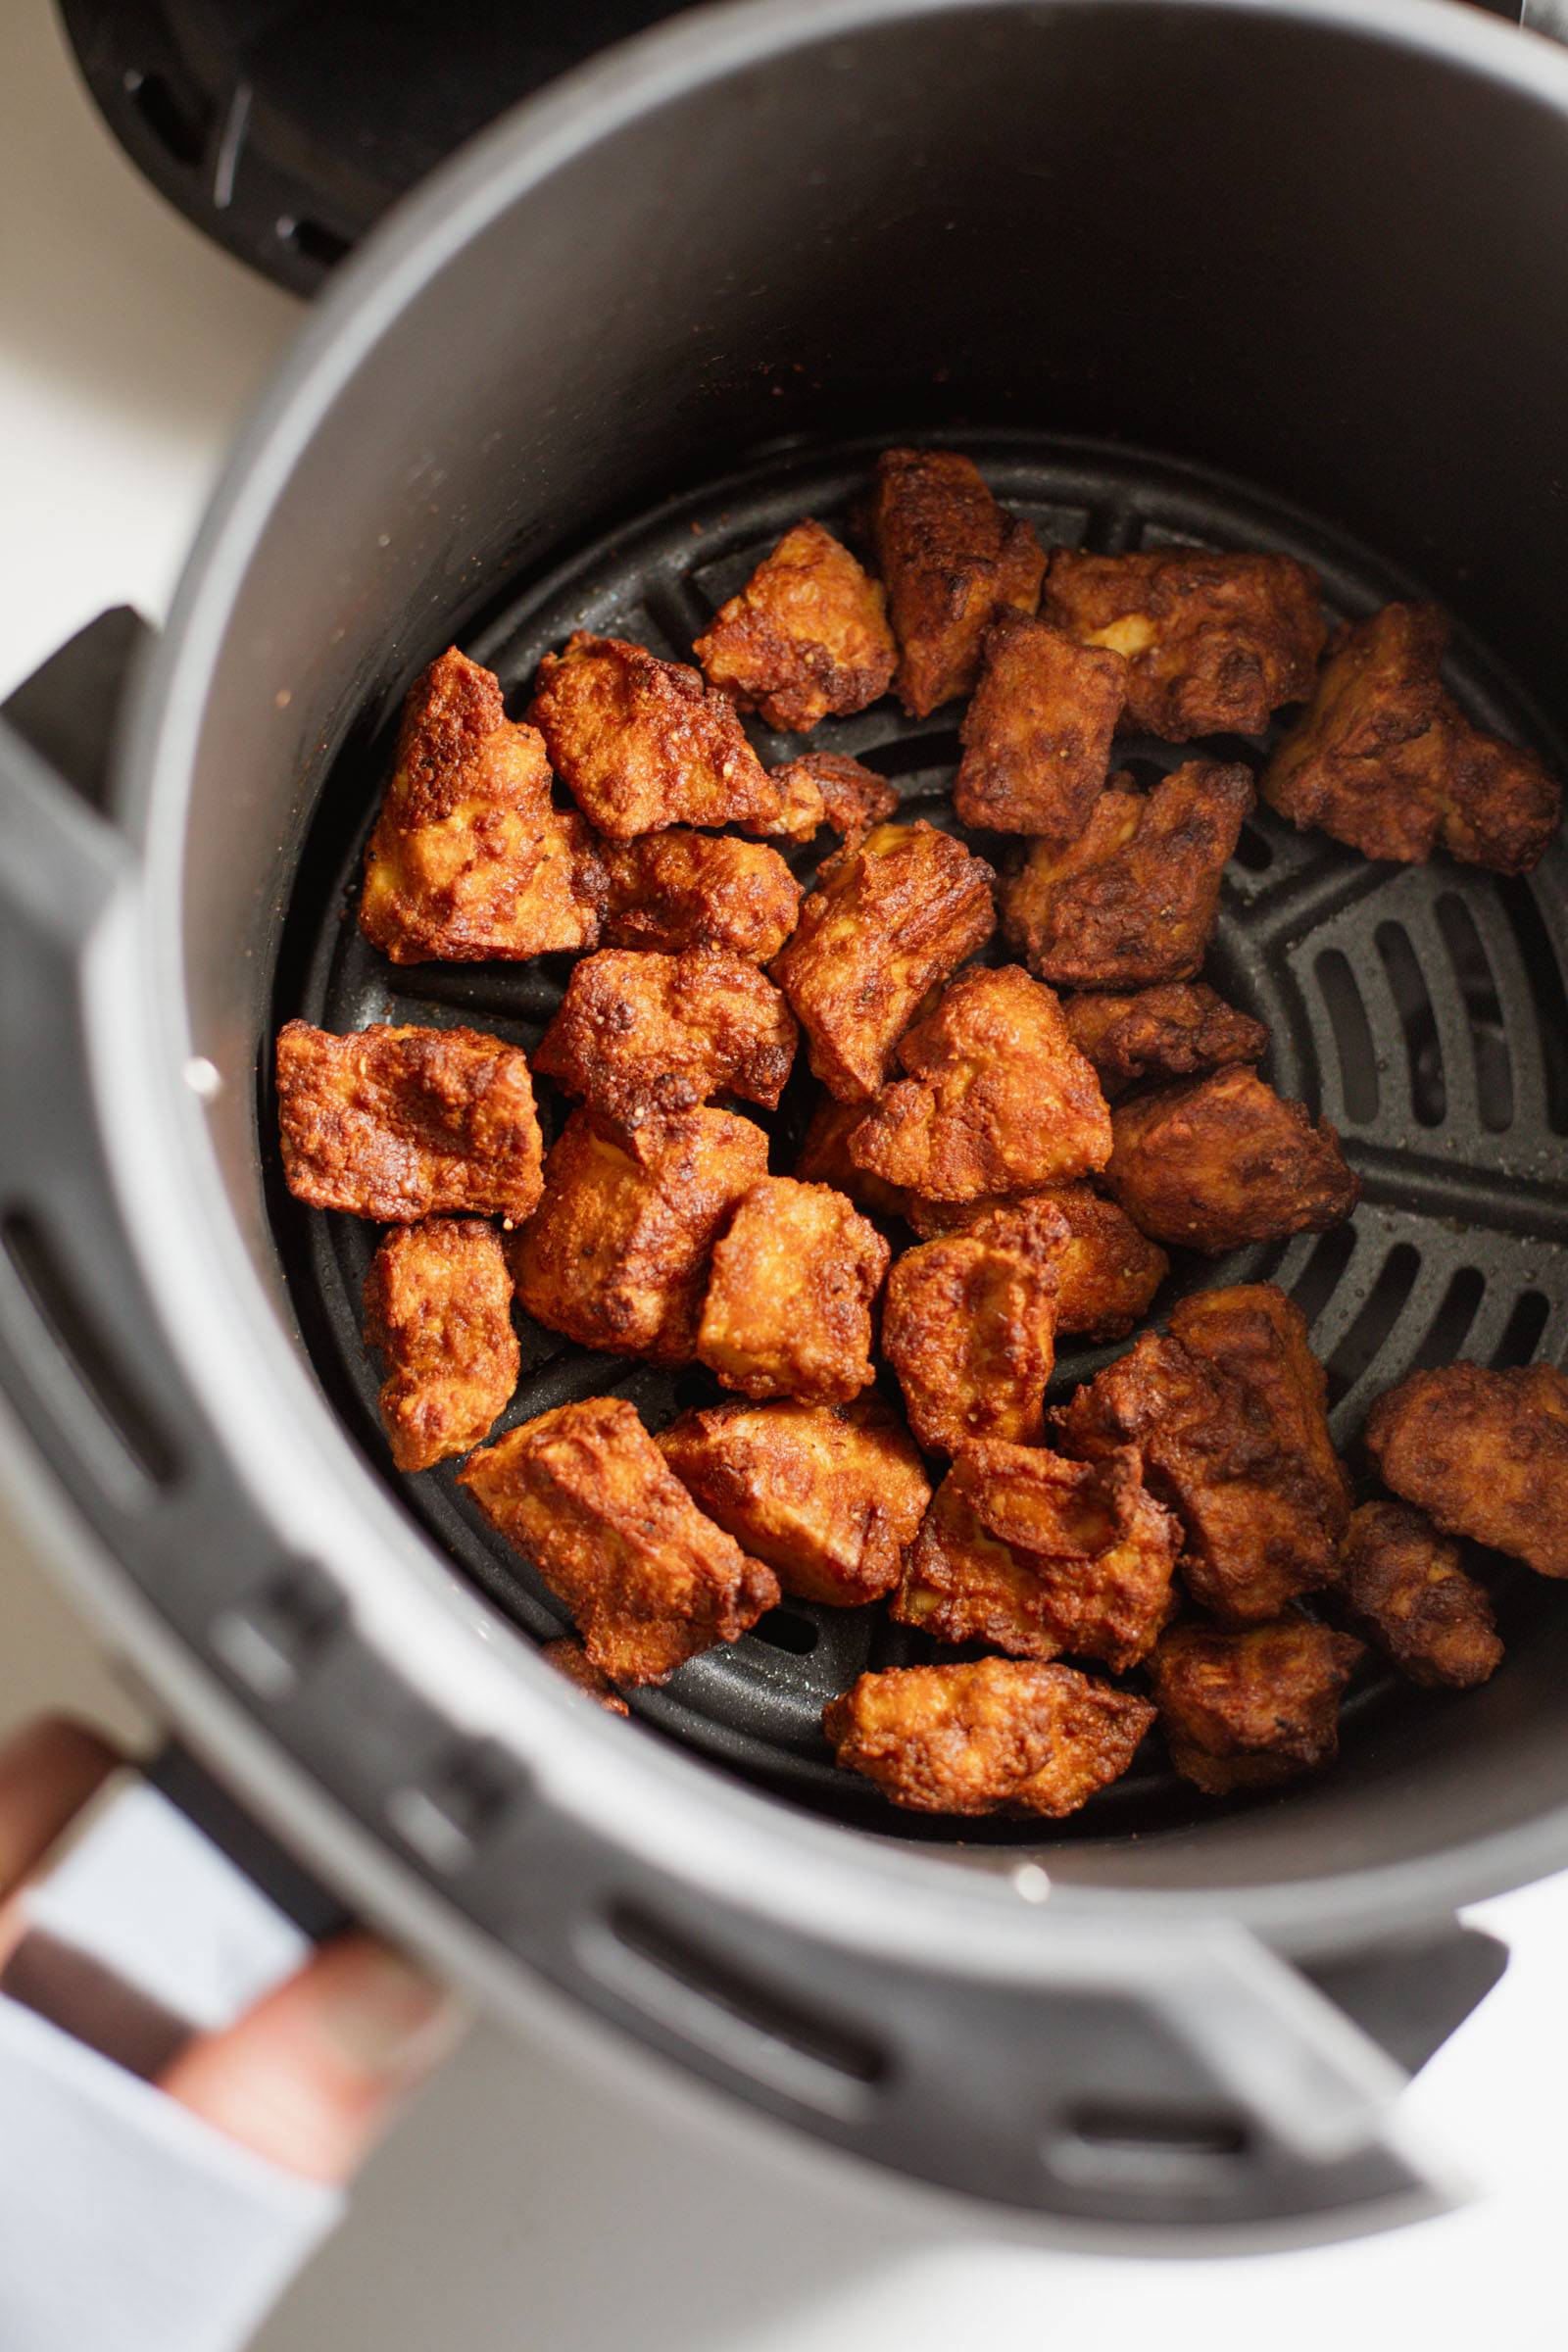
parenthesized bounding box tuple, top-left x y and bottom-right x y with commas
(1170, 1283, 1350, 1544)
(658, 1396, 930, 1605)
(275, 1019, 544, 1223)
(532, 948, 797, 1120)
(693, 519, 897, 732)
(1149, 1620, 1364, 1795)
(461, 1396, 778, 1683)
(742, 761, 826, 841)
(905, 1184, 1169, 1342)
(363, 1217, 518, 1472)
(770, 752, 900, 842)
(527, 632, 785, 838)
(1105, 1067, 1359, 1252)
(846, 964, 1111, 1200)
(894, 1444, 1179, 1671)
(541, 1637, 630, 1716)
(696, 1178, 888, 1403)
(822, 1657, 1153, 1817)
(1335, 1500, 1502, 1690)
(770, 820, 997, 1101)
(955, 612, 1126, 838)
(360, 648, 607, 964)
(794, 1092, 913, 1219)
(867, 450, 1047, 717)
(1062, 982, 1269, 1100)
(1364, 1360, 1568, 1579)
(1042, 547, 1326, 741)
(512, 1105, 767, 1364)
(881, 1200, 1066, 1453)
(1261, 603, 1560, 874)
(1001, 762, 1254, 990)
(601, 829, 801, 961)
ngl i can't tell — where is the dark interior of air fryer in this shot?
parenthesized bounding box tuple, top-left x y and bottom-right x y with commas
(263, 427, 1568, 1847)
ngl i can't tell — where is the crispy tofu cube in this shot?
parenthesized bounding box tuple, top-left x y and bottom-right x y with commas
(1042, 547, 1326, 740)
(1170, 1284, 1350, 1544)
(1365, 1360, 1568, 1579)
(512, 1105, 767, 1364)
(461, 1396, 778, 1683)
(1001, 762, 1254, 990)
(1062, 982, 1269, 1100)
(658, 1396, 930, 1605)
(770, 820, 997, 1102)
(601, 829, 802, 961)
(906, 1187, 1169, 1342)
(275, 1019, 544, 1223)
(845, 964, 1111, 1200)
(955, 612, 1126, 837)
(1335, 1500, 1502, 1690)
(696, 1178, 888, 1403)
(794, 1092, 913, 1220)
(1261, 603, 1560, 873)
(363, 1216, 518, 1472)
(822, 1657, 1153, 1817)
(541, 1637, 631, 1715)
(532, 948, 797, 1121)
(867, 450, 1046, 716)
(693, 518, 897, 732)
(769, 752, 899, 842)
(1150, 1620, 1363, 1795)
(1105, 1066, 1359, 1252)
(881, 1199, 1066, 1453)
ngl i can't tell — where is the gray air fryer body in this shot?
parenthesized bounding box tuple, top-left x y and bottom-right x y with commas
(4, 0, 1568, 2251)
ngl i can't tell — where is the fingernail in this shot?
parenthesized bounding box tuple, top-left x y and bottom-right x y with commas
(312, 1939, 465, 2083)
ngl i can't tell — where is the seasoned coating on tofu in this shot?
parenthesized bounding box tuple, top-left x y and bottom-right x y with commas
(696, 1178, 888, 1403)
(363, 1217, 518, 1472)
(275, 1020, 544, 1224)
(794, 1092, 913, 1219)
(880, 1200, 1066, 1453)
(955, 612, 1126, 838)
(1001, 762, 1254, 990)
(658, 1396, 930, 1605)
(1149, 1620, 1363, 1795)
(904, 1184, 1169, 1342)
(601, 830, 802, 961)
(460, 1396, 778, 1684)
(1335, 1500, 1502, 1690)
(1169, 1284, 1350, 1545)
(532, 948, 797, 1122)
(512, 1105, 767, 1364)
(527, 632, 784, 839)
(742, 761, 827, 841)
(771, 752, 899, 842)
(867, 450, 1047, 717)
(1105, 1066, 1359, 1252)
(1062, 982, 1269, 1101)
(846, 964, 1111, 1200)
(1261, 603, 1560, 874)
(1042, 547, 1326, 741)
(360, 648, 608, 964)
(822, 1657, 1153, 1817)
(1364, 1360, 1568, 1579)
(541, 1637, 630, 1716)
(895, 1444, 1179, 1671)
(693, 519, 897, 732)
(770, 821, 997, 1102)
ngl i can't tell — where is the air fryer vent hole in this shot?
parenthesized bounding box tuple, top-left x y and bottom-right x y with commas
(122, 68, 210, 170)
(752, 1608, 821, 1657)
(1436, 894, 1513, 1133)
(1493, 1290, 1551, 1369)
(1409, 1266, 1487, 1373)
(1055, 2101, 1251, 2169)
(1375, 922, 1446, 1128)
(1324, 1243, 1422, 1406)
(1498, 880, 1568, 1135)
(1313, 948, 1379, 1125)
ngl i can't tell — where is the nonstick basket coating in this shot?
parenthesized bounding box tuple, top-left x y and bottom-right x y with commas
(263, 430, 1568, 1846)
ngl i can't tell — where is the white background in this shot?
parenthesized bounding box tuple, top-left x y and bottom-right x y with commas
(2, 2, 1566, 2341)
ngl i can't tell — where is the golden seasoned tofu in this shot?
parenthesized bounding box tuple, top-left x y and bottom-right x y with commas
(770, 820, 997, 1102)
(693, 518, 897, 732)
(1062, 982, 1269, 1100)
(822, 1657, 1153, 1817)
(867, 449, 1047, 717)
(360, 648, 608, 963)
(1149, 1620, 1364, 1795)
(904, 1184, 1169, 1342)
(880, 1201, 1065, 1454)
(1169, 1284, 1350, 1545)
(894, 1443, 1179, 1671)
(1001, 762, 1254, 990)
(512, 1105, 767, 1364)
(541, 1637, 631, 1716)
(461, 1396, 778, 1684)
(275, 1019, 544, 1224)
(1105, 1066, 1359, 1252)
(601, 829, 802, 961)
(1364, 1360, 1568, 1579)
(527, 632, 785, 838)
(363, 1216, 519, 1472)
(845, 964, 1111, 1200)
(1042, 546, 1326, 741)
(1335, 1499, 1502, 1690)
(696, 1178, 888, 1403)
(1261, 603, 1560, 874)
(955, 612, 1126, 838)
(658, 1396, 930, 1605)
(769, 752, 899, 841)
(794, 1092, 913, 1220)
(532, 948, 797, 1121)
